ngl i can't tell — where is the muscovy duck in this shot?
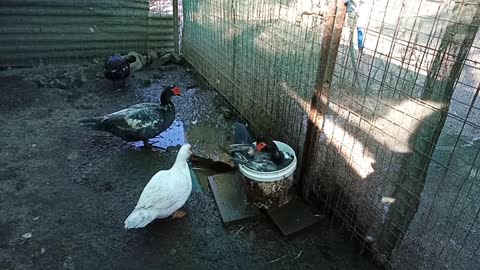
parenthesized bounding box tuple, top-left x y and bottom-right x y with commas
(234, 121, 255, 144)
(124, 144, 193, 229)
(223, 123, 293, 172)
(104, 54, 136, 89)
(79, 85, 181, 149)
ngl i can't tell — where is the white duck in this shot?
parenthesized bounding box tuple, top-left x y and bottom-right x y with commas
(124, 144, 193, 229)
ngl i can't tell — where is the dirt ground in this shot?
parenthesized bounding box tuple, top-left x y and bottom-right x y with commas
(0, 62, 379, 270)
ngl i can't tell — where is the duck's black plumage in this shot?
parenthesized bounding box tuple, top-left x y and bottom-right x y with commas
(234, 121, 255, 145)
(80, 86, 181, 148)
(104, 54, 136, 88)
(222, 126, 293, 172)
(255, 136, 285, 163)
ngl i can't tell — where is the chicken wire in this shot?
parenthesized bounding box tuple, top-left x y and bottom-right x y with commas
(182, 0, 480, 268)
(182, 0, 330, 156)
(300, 0, 480, 269)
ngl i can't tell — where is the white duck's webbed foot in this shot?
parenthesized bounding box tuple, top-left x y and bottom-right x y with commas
(142, 139, 152, 150)
(170, 210, 187, 219)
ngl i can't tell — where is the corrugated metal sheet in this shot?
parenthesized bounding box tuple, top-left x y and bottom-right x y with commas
(0, 0, 176, 67)
(148, 15, 175, 54)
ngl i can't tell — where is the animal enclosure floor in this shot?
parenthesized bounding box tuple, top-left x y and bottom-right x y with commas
(0, 63, 379, 270)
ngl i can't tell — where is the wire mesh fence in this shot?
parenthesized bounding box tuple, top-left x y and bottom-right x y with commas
(182, 0, 480, 268)
(182, 0, 327, 156)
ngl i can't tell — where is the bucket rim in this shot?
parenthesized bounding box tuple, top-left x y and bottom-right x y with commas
(239, 140, 297, 182)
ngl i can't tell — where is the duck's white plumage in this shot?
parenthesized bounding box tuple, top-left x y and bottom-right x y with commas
(124, 144, 193, 229)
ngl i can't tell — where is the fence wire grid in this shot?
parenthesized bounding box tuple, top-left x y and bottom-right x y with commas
(181, 0, 480, 268)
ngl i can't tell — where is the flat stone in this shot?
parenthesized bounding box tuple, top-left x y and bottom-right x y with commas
(158, 64, 179, 72)
(209, 171, 259, 226)
(170, 52, 182, 63)
(190, 154, 234, 173)
(157, 53, 172, 66)
(266, 199, 322, 236)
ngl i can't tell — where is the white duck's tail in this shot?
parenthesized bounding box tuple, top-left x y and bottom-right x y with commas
(124, 209, 155, 229)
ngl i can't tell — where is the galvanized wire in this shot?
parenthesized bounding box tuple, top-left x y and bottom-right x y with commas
(182, 0, 480, 269)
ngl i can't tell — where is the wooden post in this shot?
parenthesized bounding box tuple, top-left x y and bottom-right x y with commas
(300, 0, 347, 196)
(173, 0, 180, 53)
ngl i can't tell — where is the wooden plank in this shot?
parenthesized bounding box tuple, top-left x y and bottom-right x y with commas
(266, 199, 322, 236)
(209, 171, 259, 226)
(300, 0, 347, 196)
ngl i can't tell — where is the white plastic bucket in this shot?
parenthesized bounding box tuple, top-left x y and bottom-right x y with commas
(239, 141, 297, 209)
(238, 141, 297, 182)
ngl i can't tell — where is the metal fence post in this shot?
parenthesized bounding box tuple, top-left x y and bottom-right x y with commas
(173, 0, 180, 53)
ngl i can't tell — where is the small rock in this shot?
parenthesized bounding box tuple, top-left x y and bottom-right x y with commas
(79, 73, 87, 84)
(66, 153, 79, 161)
(218, 106, 234, 120)
(158, 65, 178, 72)
(92, 59, 99, 65)
(52, 79, 68, 89)
(95, 73, 104, 79)
(64, 256, 74, 270)
(170, 52, 182, 63)
(148, 51, 158, 60)
(40, 248, 46, 255)
(157, 53, 172, 66)
(31, 74, 46, 88)
(153, 73, 163, 79)
(31, 144, 37, 148)
(22, 232, 32, 239)
(33, 216, 40, 221)
(141, 79, 152, 87)
(101, 182, 113, 192)
(125, 51, 146, 71)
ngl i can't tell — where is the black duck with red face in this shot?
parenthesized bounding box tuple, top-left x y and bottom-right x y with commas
(80, 85, 182, 149)
(223, 124, 293, 172)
